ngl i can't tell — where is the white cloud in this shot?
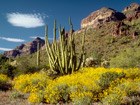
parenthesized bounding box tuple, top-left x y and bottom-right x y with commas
(0, 47, 12, 51)
(7, 13, 46, 28)
(0, 37, 25, 42)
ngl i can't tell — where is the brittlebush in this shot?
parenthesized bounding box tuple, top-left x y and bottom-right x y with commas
(13, 68, 140, 104)
(0, 74, 9, 89)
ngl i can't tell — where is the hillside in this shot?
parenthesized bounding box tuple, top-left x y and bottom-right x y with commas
(5, 2, 140, 68)
(0, 2, 140, 105)
(4, 37, 45, 58)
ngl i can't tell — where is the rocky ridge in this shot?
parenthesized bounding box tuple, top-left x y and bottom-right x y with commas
(81, 3, 140, 29)
(4, 37, 45, 57)
(3, 3, 140, 58)
(123, 3, 140, 21)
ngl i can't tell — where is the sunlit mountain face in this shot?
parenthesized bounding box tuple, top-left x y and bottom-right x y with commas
(0, 0, 140, 53)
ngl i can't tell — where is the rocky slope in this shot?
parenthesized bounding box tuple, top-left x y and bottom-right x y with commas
(4, 3, 140, 60)
(81, 7, 125, 29)
(4, 37, 45, 57)
(81, 3, 140, 29)
(123, 3, 140, 20)
(74, 2, 140, 60)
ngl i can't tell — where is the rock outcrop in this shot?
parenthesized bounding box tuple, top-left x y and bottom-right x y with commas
(81, 7, 125, 29)
(4, 37, 45, 58)
(123, 3, 140, 20)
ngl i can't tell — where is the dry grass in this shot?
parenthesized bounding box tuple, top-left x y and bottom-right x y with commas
(0, 91, 29, 105)
(0, 91, 72, 105)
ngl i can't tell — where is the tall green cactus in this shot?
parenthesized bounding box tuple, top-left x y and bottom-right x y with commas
(37, 42, 40, 67)
(45, 18, 85, 74)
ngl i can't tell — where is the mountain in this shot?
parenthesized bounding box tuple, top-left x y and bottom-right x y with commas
(74, 2, 140, 60)
(81, 7, 126, 29)
(81, 3, 140, 29)
(4, 37, 45, 57)
(123, 3, 140, 20)
(4, 2, 140, 65)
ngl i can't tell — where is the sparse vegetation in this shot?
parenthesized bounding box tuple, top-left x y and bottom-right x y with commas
(110, 48, 140, 68)
(0, 9, 140, 104)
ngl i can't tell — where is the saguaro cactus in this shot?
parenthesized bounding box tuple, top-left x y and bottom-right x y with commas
(45, 18, 85, 74)
(37, 42, 40, 67)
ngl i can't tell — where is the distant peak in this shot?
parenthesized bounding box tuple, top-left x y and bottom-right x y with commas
(33, 37, 44, 42)
(4, 36, 45, 58)
(81, 6, 125, 29)
(123, 2, 140, 12)
(35, 37, 41, 40)
(99, 7, 116, 12)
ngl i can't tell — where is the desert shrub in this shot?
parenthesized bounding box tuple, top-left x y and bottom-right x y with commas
(44, 68, 103, 104)
(119, 36, 131, 44)
(28, 91, 44, 103)
(101, 77, 140, 105)
(10, 91, 24, 99)
(71, 91, 93, 105)
(13, 71, 51, 103)
(13, 66, 40, 76)
(98, 71, 125, 89)
(0, 63, 15, 79)
(13, 67, 140, 104)
(110, 48, 140, 68)
(102, 93, 123, 105)
(124, 68, 140, 79)
(0, 61, 44, 78)
(0, 54, 8, 65)
(44, 68, 127, 104)
(0, 74, 9, 84)
(13, 71, 51, 93)
(0, 74, 10, 90)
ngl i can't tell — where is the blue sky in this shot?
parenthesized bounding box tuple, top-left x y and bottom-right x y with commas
(0, 0, 140, 53)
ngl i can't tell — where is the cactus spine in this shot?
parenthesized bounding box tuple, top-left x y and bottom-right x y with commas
(45, 18, 85, 74)
(37, 42, 40, 67)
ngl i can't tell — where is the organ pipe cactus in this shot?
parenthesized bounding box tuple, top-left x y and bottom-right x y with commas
(45, 18, 85, 74)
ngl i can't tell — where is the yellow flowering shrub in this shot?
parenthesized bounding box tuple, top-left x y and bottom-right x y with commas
(70, 91, 93, 105)
(44, 68, 103, 104)
(13, 71, 52, 103)
(13, 71, 51, 93)
(28, 91, 44, 103)
(124, 68, 140, 79)
(101, 77, 140, 104)
(44, 67, 138, 104)
(0, 74, 9, 83)
(13, 67, 140, 104)
(0, 74, 10, 89)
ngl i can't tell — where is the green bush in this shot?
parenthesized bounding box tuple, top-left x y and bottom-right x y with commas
(0, 63, 16, 79)
(110, 48, 140, 68)
(15, 59, 48, 76)
(102, 93, 122, 105)
(0, 74, 11, 91)
(10, 91, 24, 99)
(98, 72, 125, 89)
(0, 54, 8, 65)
